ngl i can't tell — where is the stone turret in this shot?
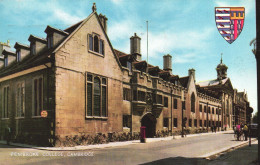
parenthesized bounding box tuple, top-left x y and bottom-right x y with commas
(216, 54, 228, 80)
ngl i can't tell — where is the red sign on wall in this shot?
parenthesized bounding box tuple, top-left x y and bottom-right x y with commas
(41, 110, 48, 118)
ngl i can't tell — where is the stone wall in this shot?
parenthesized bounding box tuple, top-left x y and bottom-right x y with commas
(54, 13, 123, 137)
(0, 67, 54, 146)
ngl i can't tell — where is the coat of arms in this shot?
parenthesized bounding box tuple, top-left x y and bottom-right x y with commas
(215, 7, 245, 44)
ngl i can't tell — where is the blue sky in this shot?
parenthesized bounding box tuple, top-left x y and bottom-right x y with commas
(0, 0, 257, 113)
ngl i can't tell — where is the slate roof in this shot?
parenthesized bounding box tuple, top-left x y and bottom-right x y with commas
(14, 42, 30, 50)
(45, 25, 69, 36)
(64, 20, 84, 34)
(197, 77, 229, 87)
(114, 49, 129, 57)
(28, 35, 47, 44)
(179, 76, 189, 88)
(2, 49, 16, 56)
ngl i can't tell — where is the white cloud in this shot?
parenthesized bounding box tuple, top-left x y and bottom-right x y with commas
(215, 0, 254, 15)
(111, 0, 122, 5)
(52, 9, 83, 25)
(139, 27, 214, 63)
(108, 20, 136, 41)
(109, 18, 214, 64)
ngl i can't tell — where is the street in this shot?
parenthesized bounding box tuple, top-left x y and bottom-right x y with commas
(0, 132, 257, 165)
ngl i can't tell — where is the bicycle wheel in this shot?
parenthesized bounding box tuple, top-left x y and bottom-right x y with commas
(234, 134, 237, 140)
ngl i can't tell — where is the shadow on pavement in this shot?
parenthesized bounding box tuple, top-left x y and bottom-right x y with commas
(139, 144, 258, 165)
(0, 143, 21, 148)
(223, 132, 235, 134)
(139, 157, 209, 165)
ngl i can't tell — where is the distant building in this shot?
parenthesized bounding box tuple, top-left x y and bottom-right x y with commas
(0, 7, 253, 146)
(0, 40, 11, 68)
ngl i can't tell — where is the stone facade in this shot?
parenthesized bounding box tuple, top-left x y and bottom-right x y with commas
(0, 9, 253, 146)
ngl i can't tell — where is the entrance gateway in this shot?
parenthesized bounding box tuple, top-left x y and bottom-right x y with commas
(141, 113, 156, 138)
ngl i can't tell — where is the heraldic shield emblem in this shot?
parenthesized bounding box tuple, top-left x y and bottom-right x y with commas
(215, 7, 245, 44)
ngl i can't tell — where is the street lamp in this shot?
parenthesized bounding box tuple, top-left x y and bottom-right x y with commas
(218, 106, 220, 132)
(181, 89, 184, 138)
(171, 89, 173, 136)
(207, 102, 209, 132)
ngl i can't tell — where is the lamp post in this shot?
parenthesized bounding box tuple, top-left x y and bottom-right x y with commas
(207, 102, 209, 132)
(181, 89, 184, 138)
(171, 89, 173, 136)
(218, 106, 220, 132)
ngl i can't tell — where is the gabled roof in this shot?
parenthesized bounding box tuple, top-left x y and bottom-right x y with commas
(114, 49, 129, 57)
(53, 11, 123, 71)
(2, 49, 16, 56)
(14, 42, 30, 50)
(64, 20, 84, 34)
(28, 35, 47, 43)
(44, 25, 69, 36)
(0, 47, 53, 78)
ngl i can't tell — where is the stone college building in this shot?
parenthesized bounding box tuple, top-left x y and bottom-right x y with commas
(0, 6, 253, 146)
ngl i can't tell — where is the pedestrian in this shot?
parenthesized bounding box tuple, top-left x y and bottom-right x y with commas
(240, 122, 243, 129)
(243, 124, 248, 141)
(5, 125, 11, 145)
(236, 124, 241, 141)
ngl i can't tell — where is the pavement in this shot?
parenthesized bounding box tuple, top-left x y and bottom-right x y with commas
(0, 130, 258, 165)
(0, 130, 231, 151)
(207, 140, 258, 165)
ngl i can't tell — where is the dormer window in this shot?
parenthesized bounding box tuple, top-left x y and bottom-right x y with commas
(31, 43, 36, 55)
(88, 34, 104, 55)
(47, 35, 53, 48)
(17, 50, 21, 62)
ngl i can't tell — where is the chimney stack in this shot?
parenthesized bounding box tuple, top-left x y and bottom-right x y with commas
(99, 14, 108, 33)
(188, 68, 196, 82)
(130, 33, 141, 61)
(163, 54, 172, 74)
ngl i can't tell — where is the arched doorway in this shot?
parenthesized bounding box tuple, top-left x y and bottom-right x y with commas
(141, 113, 156, 138)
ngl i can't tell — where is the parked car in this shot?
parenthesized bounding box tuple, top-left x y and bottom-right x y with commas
(249, 123, 258, 137)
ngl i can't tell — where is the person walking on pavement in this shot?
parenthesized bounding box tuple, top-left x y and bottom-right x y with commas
(243, 124, 249, 141)
(236, 124, 241, 141)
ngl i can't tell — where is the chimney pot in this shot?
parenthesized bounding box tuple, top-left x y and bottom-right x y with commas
(163, 54, 172, 74)
(130, 33, 141, 61)
(99, 14, 108, 33)
(188, 68, 196, 82)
